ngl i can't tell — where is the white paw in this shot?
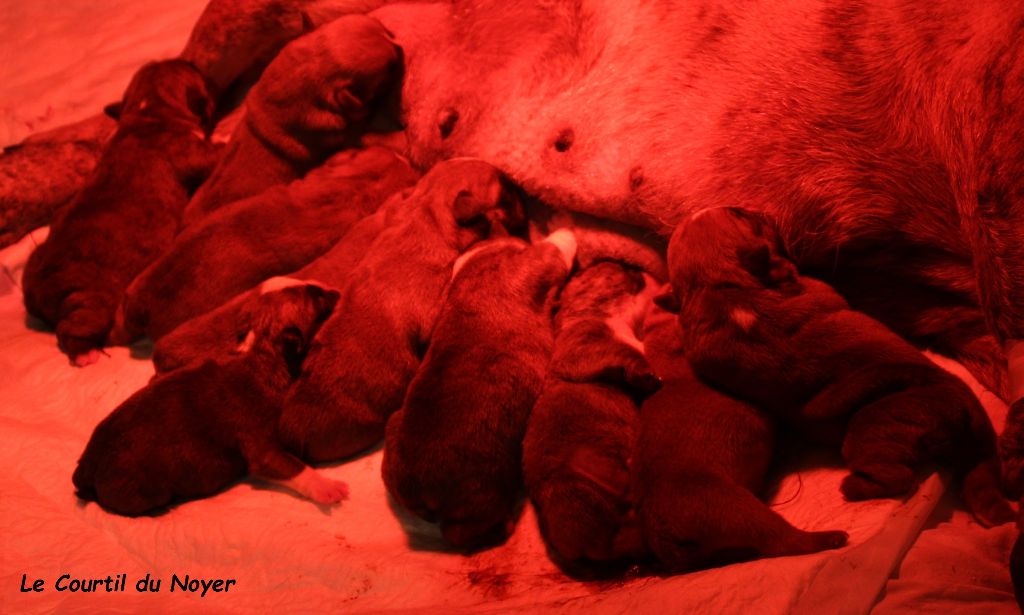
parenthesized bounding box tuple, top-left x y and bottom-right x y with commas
(71, 349, 103, 367)
(288, 467, 349, 505)
(307, 476, 350, 505)
(544, 228, 577, 269)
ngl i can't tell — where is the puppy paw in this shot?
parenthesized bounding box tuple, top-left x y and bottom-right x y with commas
(71, 348, 104, 367)
(811, 530, 849, 550)
(286, 467, 350, 505)
(307, 476, 350, 505)
(840, 466, 915, 501)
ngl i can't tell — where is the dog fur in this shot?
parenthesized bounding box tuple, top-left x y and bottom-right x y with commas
(383, 232, 575, 548)
(272, 158, 525, 462)
(71, 283, 344, 516)
(182, 14, 402, 226)
(664, 207, 1012, 526)
(22, 60, 219, 365)
(113, 145, 418, 342)
(523, 261, 659, 564)
(636, 302, 849, 572)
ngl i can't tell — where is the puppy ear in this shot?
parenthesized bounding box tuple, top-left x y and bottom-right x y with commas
(739, 243, 797, 286)
(653, 289, 680, 313)
(452, 177, 525, 239)
(738, 244, 772, 281)
(279, 326, 308, 378)
(103, 102, 123, 120)
(186, 85, 214, 129)
(303, 284, 340, 321)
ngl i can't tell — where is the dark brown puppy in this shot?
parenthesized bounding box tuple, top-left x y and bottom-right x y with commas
(150, 176, 416, 374)
(383, 231, 576, 548)
(22, 60, 218, 366)
(278, 159, 525, 463)
(113, 145, 418, 342)
(72, 283, 345, 516)
(523, 261, 659, 564)
(636, 302, 848, 572)
(182, 15, 401, 226)
(665, 207, 1012, 526)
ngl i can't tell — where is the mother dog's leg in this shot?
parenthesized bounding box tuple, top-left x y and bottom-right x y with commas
(958, 31, 1024, 496)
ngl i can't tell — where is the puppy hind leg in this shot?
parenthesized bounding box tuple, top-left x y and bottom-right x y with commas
(56, 291, 117, 364)
(840, 390, 943, 500)
(245, 443, 349, 505)
(721, 487, 848, 560)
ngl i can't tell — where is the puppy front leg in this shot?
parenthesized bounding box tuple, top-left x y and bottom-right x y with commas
(245, 444, 349, 505)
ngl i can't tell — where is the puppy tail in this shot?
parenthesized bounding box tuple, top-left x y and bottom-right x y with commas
(643, 482, 847, 572)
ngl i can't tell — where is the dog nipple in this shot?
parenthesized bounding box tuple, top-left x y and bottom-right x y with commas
(438, 108, 459, 139)
(553, 128, 575, 152)
(629, 165, 644, 191)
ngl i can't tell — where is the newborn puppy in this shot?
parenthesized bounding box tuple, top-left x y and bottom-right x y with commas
(72, 283, 345, 516)
(523, 261, 659, 564)
(383, 231, 576, 548)
(113, 146, 418, 342)
(665, 207, 1012, 526)
(274, 159, 525, 463)
(21, 60, 219, 366)
(636, 302, 848, 572)
(182, 15, 401, 225)
(150, 176, 417, 373)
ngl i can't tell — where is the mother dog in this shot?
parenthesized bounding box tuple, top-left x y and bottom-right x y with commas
(184, 0, 1024, 412)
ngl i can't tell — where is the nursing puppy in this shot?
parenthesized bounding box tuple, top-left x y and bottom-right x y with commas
(383, 231, 576, 548)
(21, 60, 218, 366)
(523, 261, 659, 564)
(150, 166, 422, 374)
(72, 283, 345, 516)
(273, 159, 525, 462)
(114, 146, 418, 342)
(636, 303, 848, 571)
(665, 207, 1012, 526)
(182, 15, 401, 225)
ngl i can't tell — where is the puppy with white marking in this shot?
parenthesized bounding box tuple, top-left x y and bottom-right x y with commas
(21, 60, 219, 366)
(277, 159, 525, 463)
(182, 15, 401, 225)
(72, 283, 345, 516)
(665, 206, 1012, 526)
(636, 301, 848, 571)
(523, 261, 660, 564)
(113, 146, 418, 342)
(150, 177, 414, 374)
(383, 231, 576, 548)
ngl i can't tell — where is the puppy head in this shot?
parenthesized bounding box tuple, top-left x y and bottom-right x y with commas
(320, 15, 402, 123)
(111, 60, 216, 130)
(415, 159, 526, 250)
(666, 206, 796, 301)
(247, 283, 340, 377)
